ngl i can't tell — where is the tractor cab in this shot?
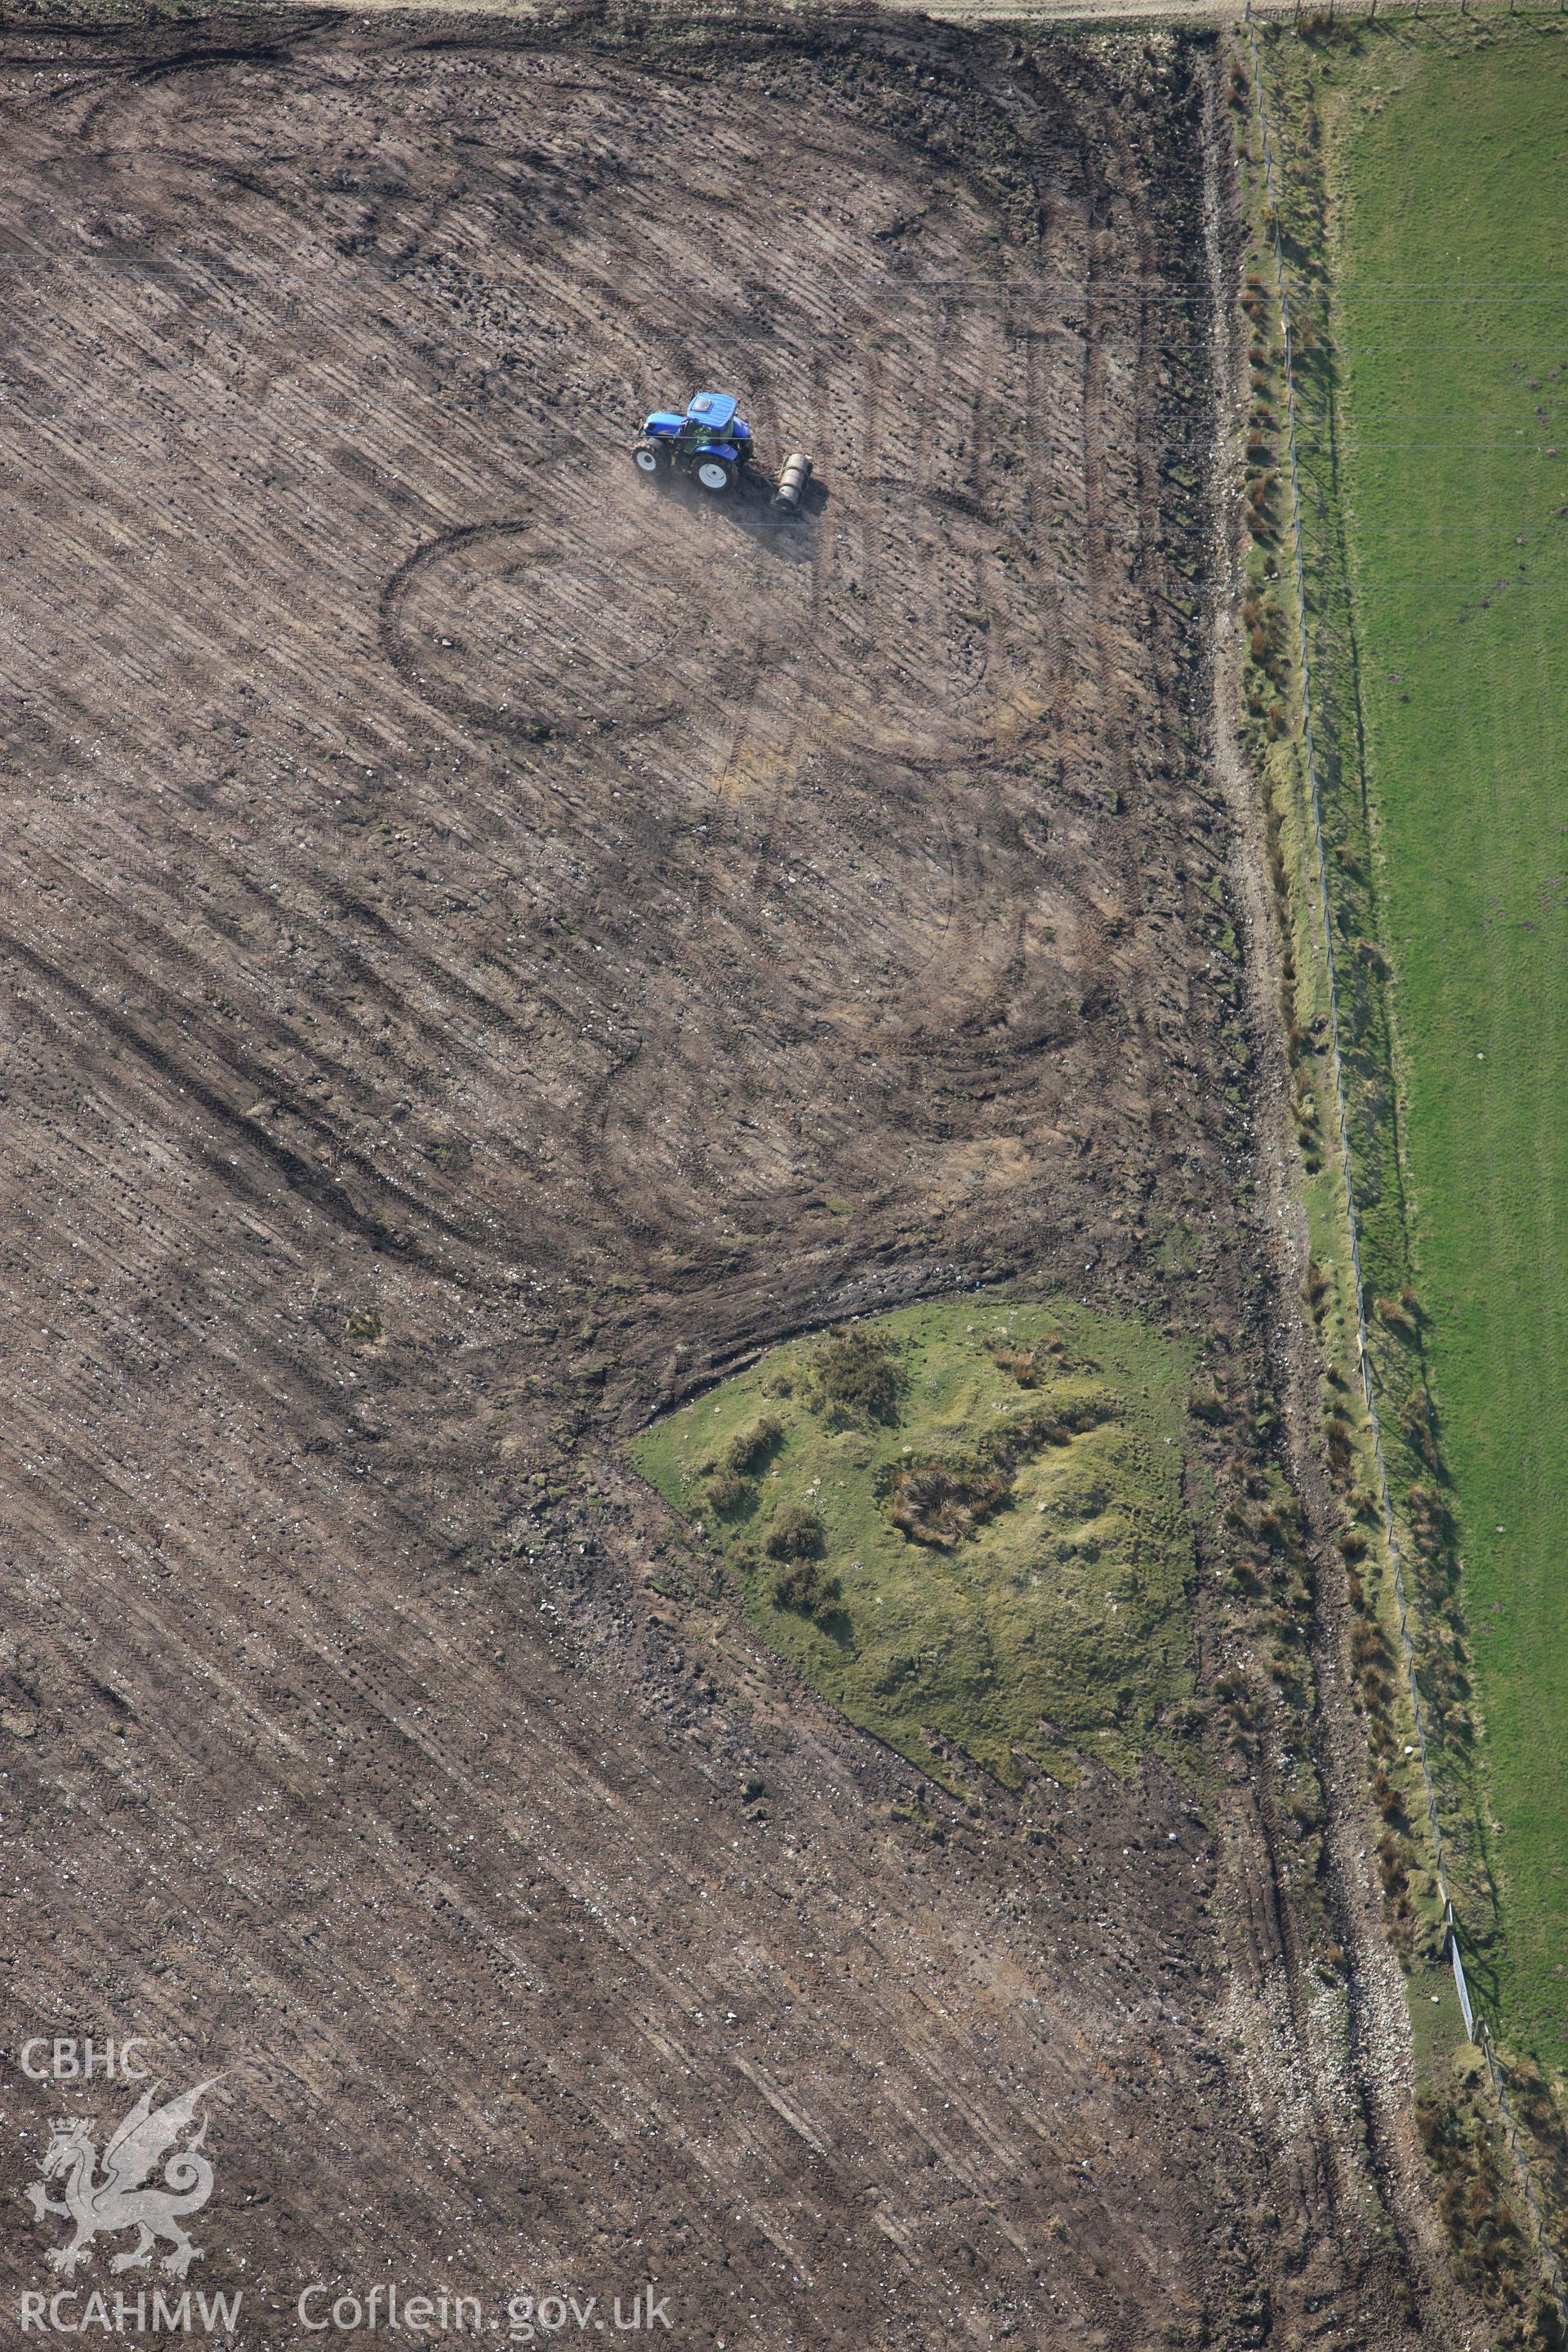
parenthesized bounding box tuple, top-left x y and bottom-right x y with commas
(684, 391, 744, 443)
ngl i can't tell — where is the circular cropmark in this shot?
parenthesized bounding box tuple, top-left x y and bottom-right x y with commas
(376, 65, 1075, 773)
(383, 483, 801, 742)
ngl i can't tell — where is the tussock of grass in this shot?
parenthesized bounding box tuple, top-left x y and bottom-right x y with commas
(987, 1329, 1067, 1386)
(883, 1454, 1013, 1549)
(633, 1299, 1196, 1787)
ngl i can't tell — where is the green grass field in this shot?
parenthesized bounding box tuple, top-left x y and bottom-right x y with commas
(634, 1301, 1196, 1789)
(1313, 23, 1568, 2064)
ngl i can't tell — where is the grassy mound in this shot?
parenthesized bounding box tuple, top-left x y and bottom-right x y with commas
(633, 1300, 1197, 1786)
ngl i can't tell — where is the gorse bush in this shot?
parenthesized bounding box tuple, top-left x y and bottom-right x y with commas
(763, 1503, 825, 1563)
(769, 1554, 840, 1622)
(724, 1415, 782, 1477)
(706, 1468, 751, 1515)
(701, 1416, 786, 1517)
(805, 1326, 905, 1428)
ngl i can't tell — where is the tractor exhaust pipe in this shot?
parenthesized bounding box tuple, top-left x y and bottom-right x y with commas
(774, 452, 813, 511)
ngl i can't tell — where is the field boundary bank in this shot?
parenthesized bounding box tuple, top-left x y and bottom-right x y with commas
(30, 1, 1568, 47)
(1247, 24, 1568, 2320)
(930, 0, 1568, 23)
(260, 0, 1568, 30)
(924, 0, 1568, 23)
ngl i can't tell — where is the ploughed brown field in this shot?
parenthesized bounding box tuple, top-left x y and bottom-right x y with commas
(0, 9, 1445, 2349)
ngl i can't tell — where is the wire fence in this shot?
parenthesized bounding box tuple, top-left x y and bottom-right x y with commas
(653, 0, 1568, 35)
(1246, 25, 1568, 2318)
(915, 0, 1568, 27)
(1243, 0, 1568, 23)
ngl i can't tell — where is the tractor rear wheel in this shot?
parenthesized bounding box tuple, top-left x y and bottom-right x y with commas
(695, 457, 735, 494)
(633, 443, 668, 479)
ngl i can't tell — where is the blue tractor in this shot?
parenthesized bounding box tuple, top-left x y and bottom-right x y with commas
(633, 390, 754, 496)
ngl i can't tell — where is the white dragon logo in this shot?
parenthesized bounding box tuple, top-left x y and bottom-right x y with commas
(24, 2081, 218, 2278)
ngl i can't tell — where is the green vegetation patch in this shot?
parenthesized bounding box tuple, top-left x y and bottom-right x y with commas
(1332, 26, 1568, 2069)
(633, 1300, 1197, 1786)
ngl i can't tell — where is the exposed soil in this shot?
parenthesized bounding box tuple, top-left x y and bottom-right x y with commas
(0, 10, 1446, 2348)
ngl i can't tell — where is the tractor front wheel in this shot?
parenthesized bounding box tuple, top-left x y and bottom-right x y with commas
(633, 443, 669, 479)
(695, 457, 735, 494)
